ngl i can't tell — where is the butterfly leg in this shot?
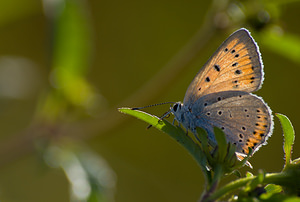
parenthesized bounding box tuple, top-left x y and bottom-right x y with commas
(172, 118, 181, 127)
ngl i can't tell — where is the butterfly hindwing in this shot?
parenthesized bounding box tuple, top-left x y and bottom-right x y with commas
(191, 91, 273, 155)
(183, 28, 263, 105)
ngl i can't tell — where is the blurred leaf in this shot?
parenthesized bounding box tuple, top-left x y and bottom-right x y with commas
(276, 113, 295, 167)
(51, 0, 92, 75)
(44, 144, 116, 202)
(261, 184, 282, 198)
(260, 28, 300, 65)
(42, 0, 97, 116)
(245, 169, 265, 192)
(52, 0, 95, 106)
(78, 150, 116, 202)
(246, 171, 254, 178)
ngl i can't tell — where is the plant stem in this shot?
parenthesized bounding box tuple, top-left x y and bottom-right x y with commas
(200, 164, 223, 202)
(206, 171, 297, 201)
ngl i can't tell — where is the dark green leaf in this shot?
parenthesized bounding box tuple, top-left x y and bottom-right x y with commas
(213, 127, 227, 162)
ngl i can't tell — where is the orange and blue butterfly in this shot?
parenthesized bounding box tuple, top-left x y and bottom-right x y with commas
(135, 28, 273, 156)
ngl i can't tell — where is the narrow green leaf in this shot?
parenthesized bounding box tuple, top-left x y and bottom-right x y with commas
(40, 0, 96, 120)
(51, 0, 95, 107)
(196, 127, 211, 159)
(227, 143, 238, 168)
(196, 127, 208, 149)
(214, 127, 227, 161)
(276, 113, 295, 166)
(227, 143, 236, 161)
(196, 128, 214, 180)
(118, 107, 176, 133)
(118, 108, 208, 173)
(52, 0, 92, 75)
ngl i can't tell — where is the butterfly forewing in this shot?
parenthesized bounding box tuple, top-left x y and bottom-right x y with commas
(183, 29, 263, 105)
(165, 28, 273, 156)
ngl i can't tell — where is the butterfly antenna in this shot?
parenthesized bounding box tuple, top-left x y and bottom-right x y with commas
(131, 102, 175, 110)
(147, 110, 172, 129)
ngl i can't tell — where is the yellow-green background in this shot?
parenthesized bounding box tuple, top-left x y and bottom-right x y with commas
(0, 0, 299, 201)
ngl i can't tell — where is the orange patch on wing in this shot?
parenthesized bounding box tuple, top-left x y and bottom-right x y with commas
(226, 39, 239, 50)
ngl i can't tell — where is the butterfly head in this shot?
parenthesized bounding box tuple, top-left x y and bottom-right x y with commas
(170, 102, 185, 121)
(171, 102, 182, 112)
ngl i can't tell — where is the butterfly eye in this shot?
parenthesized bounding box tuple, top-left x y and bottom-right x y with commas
(173, 103, 179, 112)
(173, 103, 182, 112)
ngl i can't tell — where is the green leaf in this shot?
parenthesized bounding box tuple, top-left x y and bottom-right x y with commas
(51, 0, 95, 106)
(264, 184, 283, 194)
(196, 127, 211, 159)
(44, 144, 116, 202)
(213, 127, 227, 162)
(118, 108, 208, 173)
(276, 113, 295, 166)
(39, 0, 97, 120)
(246, 171, 254, 178)
(245, 170, 265, 193)
(118, 107, 177, 133)
(196, 127, 209, 149)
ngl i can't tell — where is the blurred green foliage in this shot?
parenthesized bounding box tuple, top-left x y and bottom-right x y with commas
(0, 0, 299, 201)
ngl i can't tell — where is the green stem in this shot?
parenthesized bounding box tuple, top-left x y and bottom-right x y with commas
(211, 164, 223, 188)
(207, 172, 294, 201)
(200, 164, 223, 202)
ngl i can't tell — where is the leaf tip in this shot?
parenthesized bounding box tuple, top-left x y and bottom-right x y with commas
(117, 107, 131, 113)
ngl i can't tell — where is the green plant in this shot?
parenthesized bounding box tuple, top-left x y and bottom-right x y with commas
(119, 108, 300, 201)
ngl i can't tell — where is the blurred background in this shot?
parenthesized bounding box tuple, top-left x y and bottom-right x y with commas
(0, 0, 299, 201)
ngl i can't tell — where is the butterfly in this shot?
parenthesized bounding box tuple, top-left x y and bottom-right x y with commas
(168, 28, 273, 156)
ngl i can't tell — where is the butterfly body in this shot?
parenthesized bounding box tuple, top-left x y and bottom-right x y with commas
(170, 28, 273, 155)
